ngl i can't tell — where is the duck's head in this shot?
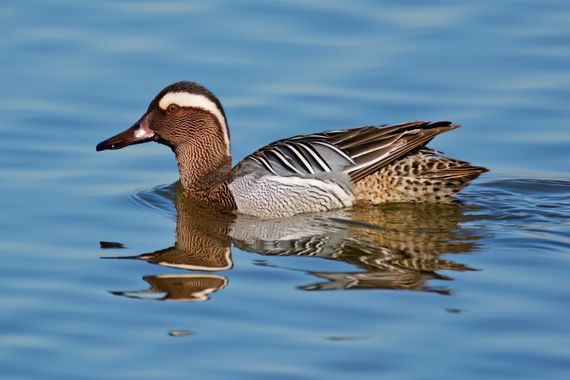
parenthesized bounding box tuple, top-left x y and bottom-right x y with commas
(96, 81, 230, 156)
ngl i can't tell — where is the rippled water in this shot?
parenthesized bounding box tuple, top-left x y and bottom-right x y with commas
(1, 1, 569, 379)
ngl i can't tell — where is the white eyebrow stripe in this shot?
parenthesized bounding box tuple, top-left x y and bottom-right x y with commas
(158, 92, 230, 155)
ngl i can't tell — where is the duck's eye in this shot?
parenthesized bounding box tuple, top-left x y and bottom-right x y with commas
(167, 104, 178, 112)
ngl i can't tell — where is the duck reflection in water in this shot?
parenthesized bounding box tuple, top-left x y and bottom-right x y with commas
(105, 184, 483, 301)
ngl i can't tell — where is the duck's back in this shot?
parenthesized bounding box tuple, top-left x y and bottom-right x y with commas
(228, 121, 487, 218)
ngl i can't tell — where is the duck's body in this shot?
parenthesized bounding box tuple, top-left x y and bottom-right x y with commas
(97, 81, 487, 218)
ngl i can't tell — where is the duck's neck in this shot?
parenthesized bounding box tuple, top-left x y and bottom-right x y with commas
(174, 143, 235, 209)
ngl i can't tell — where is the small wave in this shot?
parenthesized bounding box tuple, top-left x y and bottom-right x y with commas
(122, 176, 570, 231)
(477, 178, 570, 195)
(123, 182, 178, 219)
(462, 177, 570, 233)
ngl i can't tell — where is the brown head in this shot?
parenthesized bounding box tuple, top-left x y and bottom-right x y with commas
(96, 81, 232, 194)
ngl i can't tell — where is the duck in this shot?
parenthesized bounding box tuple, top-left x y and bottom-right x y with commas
(96, 81, 488, 218)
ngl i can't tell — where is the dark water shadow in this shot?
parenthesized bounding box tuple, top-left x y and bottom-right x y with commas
(103, 182, 496, 301)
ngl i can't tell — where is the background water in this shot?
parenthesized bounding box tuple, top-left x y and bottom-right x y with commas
(1, 0, 569, 379)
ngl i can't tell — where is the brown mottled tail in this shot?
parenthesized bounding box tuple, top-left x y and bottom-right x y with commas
(355, 152, 488, 204)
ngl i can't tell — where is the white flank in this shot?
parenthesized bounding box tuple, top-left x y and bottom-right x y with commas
(266, 176, 354, 207)
(228, 173, 354, 218)
(158, 92, 230, 154)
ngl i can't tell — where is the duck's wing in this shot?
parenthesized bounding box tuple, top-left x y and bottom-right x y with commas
(242, 121, 459, 182)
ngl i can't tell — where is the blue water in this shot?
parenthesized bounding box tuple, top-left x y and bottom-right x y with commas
(1, 1, 569, 379)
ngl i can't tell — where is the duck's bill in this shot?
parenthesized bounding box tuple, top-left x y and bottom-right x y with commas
(96, 117, 156, 151)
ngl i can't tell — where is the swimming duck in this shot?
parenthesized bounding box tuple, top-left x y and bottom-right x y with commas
(96, 81, 487, 218)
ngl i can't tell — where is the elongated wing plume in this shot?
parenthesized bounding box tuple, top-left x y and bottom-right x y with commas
(244, 121, 459, 182)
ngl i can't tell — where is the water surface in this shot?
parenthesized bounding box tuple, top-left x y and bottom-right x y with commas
(1, 1, 569, 379)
